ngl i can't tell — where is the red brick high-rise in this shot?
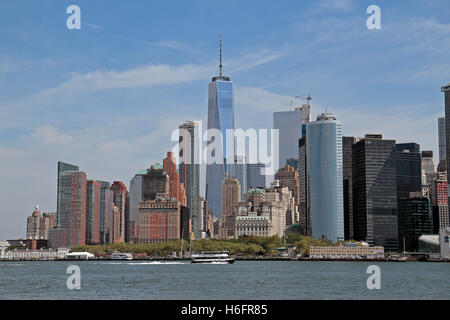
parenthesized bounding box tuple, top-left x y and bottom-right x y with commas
(163, 151, 186, 206)
(50, 170, 87, 248)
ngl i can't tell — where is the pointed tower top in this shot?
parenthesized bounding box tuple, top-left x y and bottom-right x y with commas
(212, 34, 230, 82)
(219, 33, 223, 78)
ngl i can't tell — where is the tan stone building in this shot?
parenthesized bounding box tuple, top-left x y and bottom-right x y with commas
(275, 165, 300, 207)
(218, 178, 241, 240)
(26, 206, 52, 240)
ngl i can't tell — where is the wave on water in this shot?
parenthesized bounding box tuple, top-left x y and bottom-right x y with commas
(99, 261, 189, 265)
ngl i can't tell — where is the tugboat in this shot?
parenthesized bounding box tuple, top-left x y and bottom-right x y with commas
(191, 250, 235, 264)
(111, 250, 133, 260)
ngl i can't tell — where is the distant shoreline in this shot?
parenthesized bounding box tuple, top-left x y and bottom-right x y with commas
(0, 257, 448, 263)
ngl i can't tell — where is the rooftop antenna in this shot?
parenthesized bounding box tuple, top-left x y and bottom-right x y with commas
(219, 33, 223, 78)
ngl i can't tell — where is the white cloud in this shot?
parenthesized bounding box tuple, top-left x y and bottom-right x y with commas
(235, 87, 291, 112)
(31, 125, 74, 145)
(38, 63, 214, 98)
(319, 0, 355, 11)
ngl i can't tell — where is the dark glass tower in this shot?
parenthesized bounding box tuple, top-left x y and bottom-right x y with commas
(343, 136, 358, 240)
(395, 143, 422, 199)
(352, 134, 399, 251)
(443, 83, 450, 202)
(397, 196, 433, 251)
(205, 36, 235, 218)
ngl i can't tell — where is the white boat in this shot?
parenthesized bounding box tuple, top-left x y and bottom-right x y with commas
(191, 251, 235, 264)
(111, 251, 133, 260)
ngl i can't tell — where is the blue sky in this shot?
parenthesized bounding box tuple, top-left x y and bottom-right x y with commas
(1, 0, 450, 239)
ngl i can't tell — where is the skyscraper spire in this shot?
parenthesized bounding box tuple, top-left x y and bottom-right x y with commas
(219, 33, 223, 78)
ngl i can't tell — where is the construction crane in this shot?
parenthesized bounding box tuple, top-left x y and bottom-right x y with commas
(295, 93, 312, 104)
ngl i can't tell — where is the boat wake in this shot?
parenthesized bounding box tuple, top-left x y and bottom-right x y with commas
(100, 261, 189, 265)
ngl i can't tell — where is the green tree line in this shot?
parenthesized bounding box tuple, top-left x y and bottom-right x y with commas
(72, 234, 351, 257)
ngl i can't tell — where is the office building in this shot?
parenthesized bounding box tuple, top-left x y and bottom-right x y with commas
(206, 36, 235, 220)
(128, 170, 146, 243)
(138, 194, 181, 243)
(163, 151, 186, 205)
(235, 185, 288, 238)
(438, 117, 446, 165)
(273, 108, 303, 170)
(352, 134, 399, 251)
(227, 155, 247, 198)
(97, 181, 113, 244)
(443, 83, 450, 193)
(128, 164, 170, 243)
(430, 171, 449, 232)
(179, 121, 201, 238)
(421, 150, 437, 184)
(275, 165, 300, 208)
(218, 178, 241, 239)
(298, 135, 309, 236)
(110, 181, 128, 243)
(343, 136, 360, 240)
(273, 102, 311, 170)
(50, 169, 87, 248)
(56, 161, 79, 228)
(86, 180, 101, 245)
(26, 205, 52, 240)
(247, 163, 266, 190)
(397, 193, 434, 251)
(395, 143, 422, 199)
(306, 113, 344, 242)
(112, 205, 121, 243)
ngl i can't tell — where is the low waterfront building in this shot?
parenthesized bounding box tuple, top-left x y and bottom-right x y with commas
(65, 251, 95, 260)
(309, 244, 384, 260)
(418, 235, 440, 253)
(1, 248, 69, 260)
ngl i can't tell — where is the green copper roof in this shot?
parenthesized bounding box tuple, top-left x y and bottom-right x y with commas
(153, 163, 163, 170)
(136, 169, 147, 175)
(247, 188, 266, 194)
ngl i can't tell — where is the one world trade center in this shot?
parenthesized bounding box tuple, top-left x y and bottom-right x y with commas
(205, 35, 235, 218)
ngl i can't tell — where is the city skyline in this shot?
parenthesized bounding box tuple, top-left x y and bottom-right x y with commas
(1, 1, 450, 239)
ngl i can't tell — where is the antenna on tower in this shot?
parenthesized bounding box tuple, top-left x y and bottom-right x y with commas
(219, 33, 223, 78)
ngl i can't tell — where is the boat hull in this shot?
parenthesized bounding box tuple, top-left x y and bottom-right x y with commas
(191, 258, 235, 264)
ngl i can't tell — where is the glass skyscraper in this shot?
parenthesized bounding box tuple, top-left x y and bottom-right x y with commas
(205, 38, 235, 219)
(443, 83, 450, 198)
(438, 117, 446, 165)
(179, 121, 201, 238)
(273, 108, 303, 170)
(56, 161, 79, 228)
(395, 143, 422, 199)
(352, 134, 399, 251)
(306, 113, 344, 242)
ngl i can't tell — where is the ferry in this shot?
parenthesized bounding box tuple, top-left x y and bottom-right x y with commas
(191, 251, 235, 264)
(111, 251, 133, 260)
